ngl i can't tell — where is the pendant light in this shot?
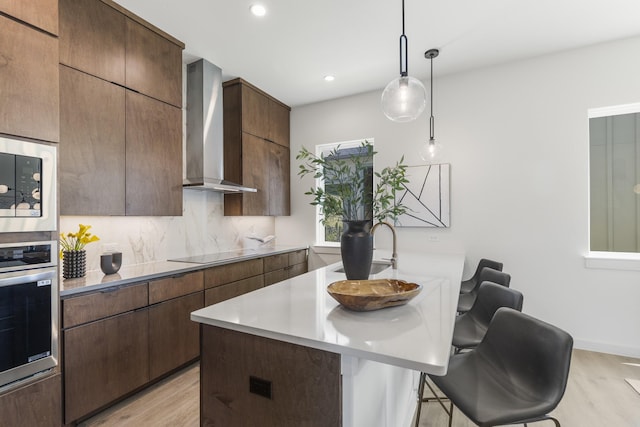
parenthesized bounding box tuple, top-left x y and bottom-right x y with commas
(419, 48, 442, 162)
(381, 0, 426, 122)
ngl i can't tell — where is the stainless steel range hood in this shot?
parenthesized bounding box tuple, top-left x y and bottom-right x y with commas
(183, 59, 257, 193)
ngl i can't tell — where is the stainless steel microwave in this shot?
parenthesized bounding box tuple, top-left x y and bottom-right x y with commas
(0, 136, 57, 232)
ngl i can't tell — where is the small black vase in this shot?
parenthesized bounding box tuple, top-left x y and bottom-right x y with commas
(100, 252, 122, 275)
(340, 220, 373, 280)
(63, 250, 86, 279)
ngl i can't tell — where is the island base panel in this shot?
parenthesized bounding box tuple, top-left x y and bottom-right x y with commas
(200, 325, 341, 427)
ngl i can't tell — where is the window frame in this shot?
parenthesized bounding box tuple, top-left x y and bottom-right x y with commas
(313, 138, 374, 247)
(586, 102, 640, 269)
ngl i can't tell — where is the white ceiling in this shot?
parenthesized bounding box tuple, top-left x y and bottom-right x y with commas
(115, 0, 640, 108)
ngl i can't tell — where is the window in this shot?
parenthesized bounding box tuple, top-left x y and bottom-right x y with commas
(589, 103, 640, 253)
(314, 140, 373, 246)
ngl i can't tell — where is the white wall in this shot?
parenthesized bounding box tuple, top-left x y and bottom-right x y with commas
(277, 36, 640, 357)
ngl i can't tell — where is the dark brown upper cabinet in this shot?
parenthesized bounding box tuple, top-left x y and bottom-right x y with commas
(58, 0, 184, 216)
(223, 79, 291, 216)
(59, 0, 126, 86)
(0, 14, 59, 142)
(125, 91, 182, 216)
(0, 0, 59, 35)
(59, 66, 126, 215)
(125, 20, 182, 108)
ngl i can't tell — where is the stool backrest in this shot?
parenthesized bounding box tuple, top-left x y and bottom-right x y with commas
(478, 267, 511, 288)
(478, 308, 573, 410)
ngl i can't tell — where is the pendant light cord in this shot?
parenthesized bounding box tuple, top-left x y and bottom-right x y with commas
(429, 54, 435, 140)
(399, 0, 408, 76)
(402, 0, 405, 35)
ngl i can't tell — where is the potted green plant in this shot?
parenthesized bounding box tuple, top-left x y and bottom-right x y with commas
(296, 140, 409, 279)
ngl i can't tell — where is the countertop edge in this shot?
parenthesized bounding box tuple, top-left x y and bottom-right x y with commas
(190, 313, 445, 374)
(60, 245, 308, 297)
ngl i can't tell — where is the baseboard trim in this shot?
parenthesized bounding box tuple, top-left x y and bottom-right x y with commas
(574, 339, 640, 358)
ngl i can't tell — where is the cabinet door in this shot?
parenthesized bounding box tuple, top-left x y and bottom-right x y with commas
(0, 15, 58, 142)
(59, 0, 126, 85)
(200, 326, 341, 427)
(0, 373, 61, 427)
(264, 269, 288, 287)
(0, 0, 58, 35)
(125, 91, 182, 216)
(241, 84, 269, 139)
(149, 292, 203, 380)
(269, 142, 290, 216)
(126, 19, 182, 107)
(268, 99, 290, 147)
(241, 133, 269, 215)
(64, 309, 149, 423)
(60, 65, 126, 215)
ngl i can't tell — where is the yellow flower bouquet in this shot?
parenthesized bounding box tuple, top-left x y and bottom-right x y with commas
(60, 224, 99, 279)
(60, 223, 100, 253)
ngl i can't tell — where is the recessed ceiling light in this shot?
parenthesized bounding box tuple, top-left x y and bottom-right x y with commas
(324, 75, 335, 82)
(250, 4, 266, 17)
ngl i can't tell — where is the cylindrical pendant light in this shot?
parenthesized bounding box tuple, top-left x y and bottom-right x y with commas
(419, 48, 442, 162)
(381, 0, 426, 122)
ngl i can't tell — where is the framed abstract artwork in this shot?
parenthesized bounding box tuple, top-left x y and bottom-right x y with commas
(395, 163, 450, 228)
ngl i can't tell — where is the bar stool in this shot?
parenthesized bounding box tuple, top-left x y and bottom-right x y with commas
(460, 258, 503, 294)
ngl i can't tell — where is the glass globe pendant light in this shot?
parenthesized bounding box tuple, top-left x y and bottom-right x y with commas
(419, 48, 442, 162)
(381, 0, 426, 122)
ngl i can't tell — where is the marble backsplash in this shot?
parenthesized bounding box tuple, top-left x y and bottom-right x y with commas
(60, 190, 275, 272)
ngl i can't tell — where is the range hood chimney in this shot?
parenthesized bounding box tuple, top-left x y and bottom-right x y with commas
(183, 59, 257, 193)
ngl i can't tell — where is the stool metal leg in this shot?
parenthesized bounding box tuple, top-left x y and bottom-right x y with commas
(414, 372, 426, 427)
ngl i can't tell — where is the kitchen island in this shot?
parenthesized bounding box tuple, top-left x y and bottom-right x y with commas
(191, 251, 464, 427)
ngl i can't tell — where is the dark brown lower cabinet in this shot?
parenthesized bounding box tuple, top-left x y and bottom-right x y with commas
(205, 276, 264, 306)
(0, 373, 62, 427)
(200, 325, 341, 427)
(63, 309, 149, 423)
(149, 292, 203, 380)
(263, 250, 308, 286)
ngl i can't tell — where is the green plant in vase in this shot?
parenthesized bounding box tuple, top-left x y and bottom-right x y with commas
(296, 140, 409, 279)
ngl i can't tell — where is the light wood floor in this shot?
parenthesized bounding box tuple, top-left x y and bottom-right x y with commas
(80, 349, 640, 427)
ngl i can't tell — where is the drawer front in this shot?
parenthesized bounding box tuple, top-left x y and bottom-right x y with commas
(263, 253, 288, 272)
(264, 269, 289, 287)
(288, 249, 307, 266)
(149, 271, 204, 304)
(289, 263, 307, 279)
(204, 259, 263, 288)
(204, 275, 264, 306)
(62, 282, 148, 328)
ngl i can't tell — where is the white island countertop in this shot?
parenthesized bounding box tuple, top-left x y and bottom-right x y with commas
(191, 251, 464, 375)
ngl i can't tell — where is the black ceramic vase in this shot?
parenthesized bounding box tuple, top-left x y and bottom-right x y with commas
(100, 252, 122, 275)
(340, 220, 373, 280)
(63, 250, 86, 279)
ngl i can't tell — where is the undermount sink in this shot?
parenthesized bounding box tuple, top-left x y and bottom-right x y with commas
(335, 261, 392, 275)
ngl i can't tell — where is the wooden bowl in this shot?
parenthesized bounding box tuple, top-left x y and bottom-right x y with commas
(327, 279, 422, 312)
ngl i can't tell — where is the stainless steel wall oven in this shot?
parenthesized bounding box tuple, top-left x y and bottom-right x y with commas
(0, 241, 58, 391)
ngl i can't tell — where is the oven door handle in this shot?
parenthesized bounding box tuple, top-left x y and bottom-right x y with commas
(0, 267, 57, 288)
